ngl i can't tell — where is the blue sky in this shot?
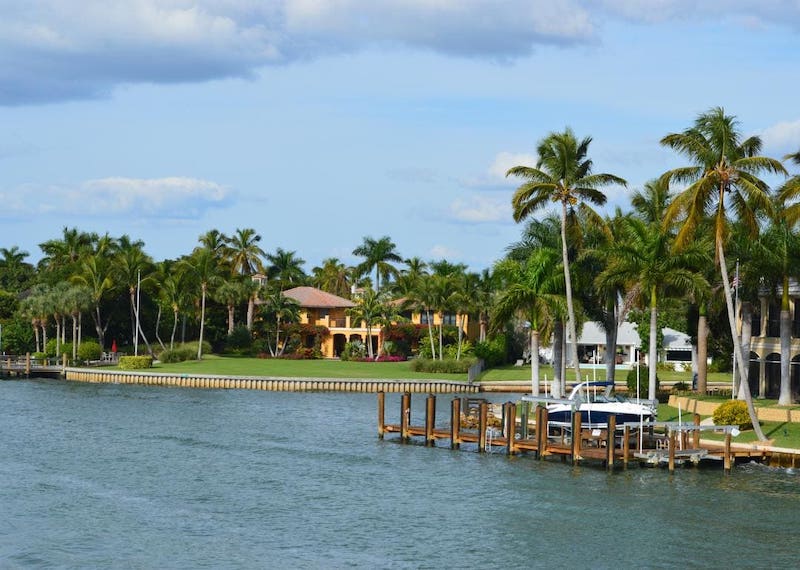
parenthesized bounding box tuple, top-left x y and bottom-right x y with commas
(2, 1, 800, 273)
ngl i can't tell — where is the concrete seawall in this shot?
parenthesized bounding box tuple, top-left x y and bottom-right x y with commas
(63, 367, 480, 394)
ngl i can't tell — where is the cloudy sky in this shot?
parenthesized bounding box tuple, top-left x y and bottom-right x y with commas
(2, 1, 800, 272)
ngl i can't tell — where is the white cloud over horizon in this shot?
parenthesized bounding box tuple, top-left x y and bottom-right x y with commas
(760, 119, 800, 156)
(448, 194, 511, 224)
(0, 176, 233, 219)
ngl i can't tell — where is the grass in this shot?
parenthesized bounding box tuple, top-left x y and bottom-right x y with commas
(142, 355, 470, 381)
(658, 403, 800, 449)
(478, 364, 732, 384)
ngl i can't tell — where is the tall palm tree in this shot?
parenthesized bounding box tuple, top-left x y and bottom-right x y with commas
(347, 288, 386, 359)
(267, 248, 307, 292)
(114, 243, 154, 355)
(661, 107, 786, 441)
(352, 236, 402, 292)
(224, 228, 265, 276)
(71, 253, 114, 350)
(311, 258, 352, 298)
(38, 227, 94, 281)
(508, 128, 626, 384)
(493, 251, 562, 395)
(214, 280, 246, 335)
(0, 246, 34, 292)
(180, 247, 223, 359)
(261, 292, 301, 356)
(596, 216, 710, 400)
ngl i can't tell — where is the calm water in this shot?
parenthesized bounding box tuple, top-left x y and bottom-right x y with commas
(1, 379, 799, 569)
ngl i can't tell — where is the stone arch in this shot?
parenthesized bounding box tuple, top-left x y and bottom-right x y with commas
(765, 353, 781, 399)
(333, 334, 347, 357)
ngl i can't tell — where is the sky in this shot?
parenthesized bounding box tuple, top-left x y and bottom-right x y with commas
(2, 1, 800, 274)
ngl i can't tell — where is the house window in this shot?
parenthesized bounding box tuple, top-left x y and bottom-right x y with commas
(666, 350, 692, 362)
(421, 313, 432, 325)
(442, 313, 457, 325)
(767, 302, 780, 337)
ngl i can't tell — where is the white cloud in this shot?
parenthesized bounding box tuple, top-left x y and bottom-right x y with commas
(429, 244, 461, 259)
(488, 151, 537, 180)
(448, 195, 511, 223)
(760, 119, 800, 155)
(0, 176, 233, 219)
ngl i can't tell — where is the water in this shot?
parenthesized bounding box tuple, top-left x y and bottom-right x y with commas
(1, 379, 799, 569)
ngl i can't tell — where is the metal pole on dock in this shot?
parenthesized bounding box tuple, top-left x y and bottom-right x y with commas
(478, 401, 488, 452)
(425, 394, 436, 446)
(450, 397, 461, 449)
(377, 391, 385, 439)
(400, 392, 411, 442)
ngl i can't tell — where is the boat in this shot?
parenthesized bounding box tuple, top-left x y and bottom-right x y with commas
(538, 381, 656, 427)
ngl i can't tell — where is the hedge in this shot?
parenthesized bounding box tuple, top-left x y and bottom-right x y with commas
(118, 356, 153, 370)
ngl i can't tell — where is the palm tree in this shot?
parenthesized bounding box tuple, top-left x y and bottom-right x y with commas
(64, 284, 92, 360)
(180, 247, 223, 359)
(225, 228, 265, 276)
(596, 215, 710, 400)
(352, 236, 402, 292)
(661, 107, 786, 441)
(214, 280, 247, 335)
(38, 227, 94, 280)
(158, 267, 190, 350)
(114, 243, 154, 355)
(267, 248, 306, 292)
(71, 253, 114, 350)
(261, 292, 301, 356)
(347, 288, 386, 359)
(0, 246, 34, 292)
(493, 251, 562, 395)
(198, 229, 228, 256)
(508, 128, 627, 385)
(312, 258, 352, 298)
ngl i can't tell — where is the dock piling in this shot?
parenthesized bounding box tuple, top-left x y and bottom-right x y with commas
(450, 397, 461, 449)
(478, 401, 488, 452)
(400, 392, 411, 442)
(425, 394, 436, 446)
(377, 391, 385, 439)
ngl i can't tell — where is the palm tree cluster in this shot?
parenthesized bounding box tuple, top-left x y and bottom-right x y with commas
(3, 108, 800, 441)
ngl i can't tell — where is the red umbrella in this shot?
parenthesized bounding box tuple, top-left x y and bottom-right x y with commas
(111, 340, 117, 353)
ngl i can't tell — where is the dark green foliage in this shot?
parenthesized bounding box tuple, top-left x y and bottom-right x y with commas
(118, 355, 153, 369)
(626, 367, 659, 397)
(77, 341, 102, 362)
(0, 318, 34, 354)
(474, 335, 509, 367)
(0, 290, 18, 319)
(409, 357, 476, 374)
(340, 341, 365, 361)
(158, 346, 196, 363)
(225, 325, 253, 352)
(45, 339, 73, 358)
(713, 400, 752, 430)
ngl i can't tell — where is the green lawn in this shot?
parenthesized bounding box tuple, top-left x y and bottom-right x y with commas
(658, 403, 800, 449)
(479, 364, 732, 384)
(145, 355, 469, 380)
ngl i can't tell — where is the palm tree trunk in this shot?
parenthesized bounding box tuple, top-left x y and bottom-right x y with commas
(426, 310, 436, 359)
(552, 320, 563, 399)
(367, 324, 374, 359)
(530, 328, 540, 396)
(456, 314, 464, 361)
(479, 312, 487, 342)
(32, 320, 40, 353)
(438, 312, 444, 361)
(227, 304, 235, 335)
(171, 309, 179, 350)
(604, 297, 618, 383)
(697, 303, 708, 394)
(71, 314, 78, 361)
(648, 284, 658, 401)
(275, 316, 282, 356)
(247, 296, 255, 330)
(197, 285, 206, 360)
(54, 315, 61, 358)
(738, 301, 752, 399)
(719, 242, 767, 441)
(560, 201, 581, 383)
(780, 276, 792, 405)
(155, 306, 166, 351)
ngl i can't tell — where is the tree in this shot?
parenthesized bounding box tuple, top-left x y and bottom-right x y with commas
(347, 288, 386, 359)
(492, 251, 562, 395)
(352, 236, 402, 292)
(312, 258, 352, 298)
(508, 128, 626, 386)
(0, 246, 35, 292)
(224, 228, 265, 276)
(267, 248, 306, 292)
(114, 242, 154, 355)
(180, 247, 223, 359)
(214, 280, 246, 335)
(261, 292, 301, 356)
(596, 215, 709, 400)
(661, 107, 786, 441)
(71, 253, 114, 350)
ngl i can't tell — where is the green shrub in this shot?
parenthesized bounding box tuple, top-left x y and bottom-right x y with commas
(175, 340, 212, 356)
(713, 400, 753, 430)
(45, 338, 73, 357)
(626, 367, 659, 398)
(118, 355, 153, 370)
(31, 351, 47, 362)
(409, 357, 476, 374)
(474, 335, 508, 367)
(158, 346, 196, 363)
(225, 325, 253, 352)
(340, 341, 366, 361)
(77, 341, 102, 362)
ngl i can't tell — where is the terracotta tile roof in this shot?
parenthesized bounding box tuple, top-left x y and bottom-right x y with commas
(283, 286, 356, 308)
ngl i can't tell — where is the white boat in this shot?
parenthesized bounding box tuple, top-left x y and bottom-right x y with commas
(531, 381, 656, 427)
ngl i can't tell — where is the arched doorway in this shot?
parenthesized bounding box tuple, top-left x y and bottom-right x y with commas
(748, 352, 760, 398)
(333, 334, 347, 357)
(792, 354, 800, 402)
(765, 353, 781, 399)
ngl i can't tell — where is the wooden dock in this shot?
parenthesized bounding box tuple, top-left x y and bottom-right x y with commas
(377, 392, 782, 473)
(0, 354, 65, 379)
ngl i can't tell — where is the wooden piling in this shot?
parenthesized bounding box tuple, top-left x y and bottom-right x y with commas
(478, 401, 488, 452)
(724, 432, 732, 473)
(377, 391, 385, 439)
(520, 402, 529, 440)
(693, 414, 701, 449)
(668, 430, 677, 472)
(25, 353, 31, 376)
(571, 411, 582, 464)
(537, 406, 549, 459)
(450, 397, 461, 449)
(425, 394, 436, 446)
(606, 415, 616, 470)
(505, 402, 516, 455)
(400, 392, 411, 442)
